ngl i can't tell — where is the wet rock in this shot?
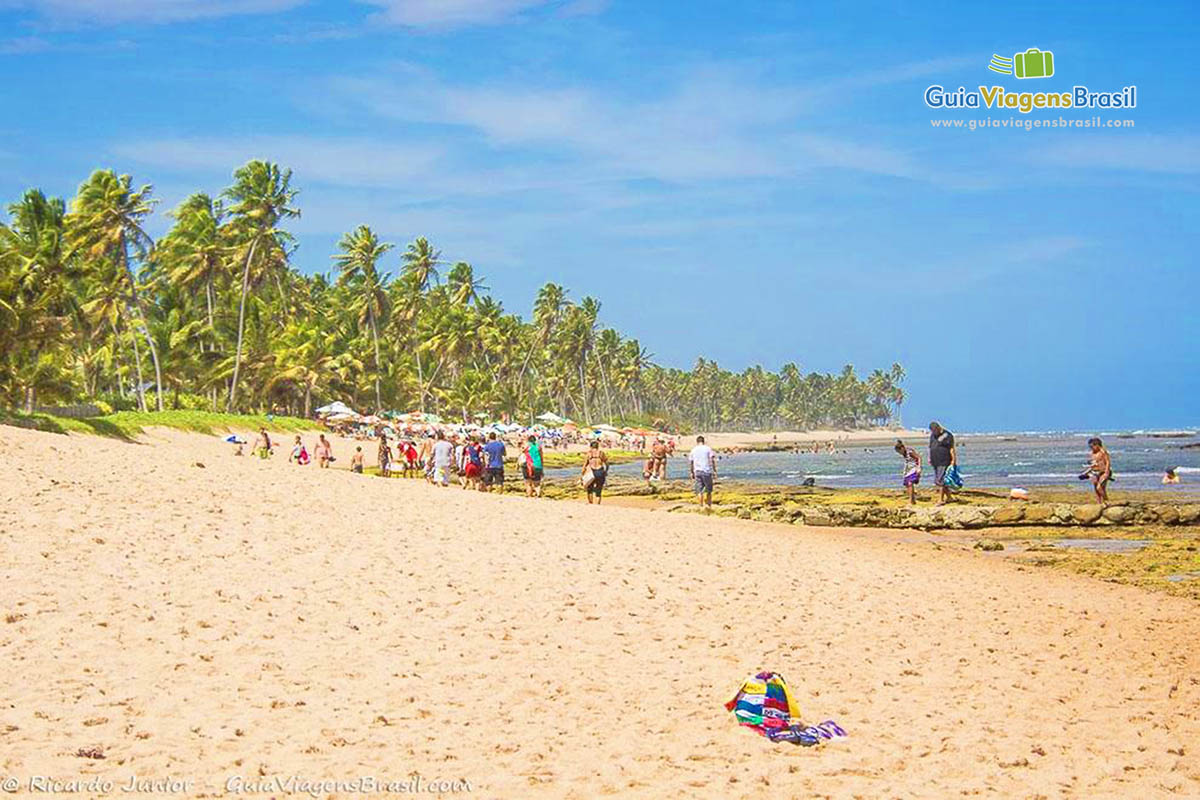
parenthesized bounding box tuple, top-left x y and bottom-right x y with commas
(1023, 505, 1055, 523)
(1152, 505, 1179, 525)
(991, 506, 1025, 525)
(1072, 505, 1104, 525)
(1102, 505, 1134, 524)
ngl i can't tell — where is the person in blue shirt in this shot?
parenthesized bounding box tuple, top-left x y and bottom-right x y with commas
(483, 432, 507, 493)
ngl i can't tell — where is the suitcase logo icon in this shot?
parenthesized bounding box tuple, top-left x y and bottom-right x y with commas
(988, 48, 1055, 79)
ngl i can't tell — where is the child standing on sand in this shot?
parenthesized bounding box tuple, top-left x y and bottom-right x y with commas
(894, 439, 922, 505)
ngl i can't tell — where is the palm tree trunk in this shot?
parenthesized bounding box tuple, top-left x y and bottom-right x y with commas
(577, 360, 590, 423)
(227, 237, 259, 412)
(369, 310, 382, 412)
(205, 277, 215, 330)
(415, 350, 425, 412)
(130, 325, 148, 412)
(121, 242, 164, 412)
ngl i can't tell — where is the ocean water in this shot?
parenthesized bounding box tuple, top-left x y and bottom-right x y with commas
(586, 432, 1200, 493)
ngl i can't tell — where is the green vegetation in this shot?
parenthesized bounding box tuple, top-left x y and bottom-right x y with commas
(0, 409, 315, 440)
(539, 449, 642, 469)
(0, 161, 905, 430)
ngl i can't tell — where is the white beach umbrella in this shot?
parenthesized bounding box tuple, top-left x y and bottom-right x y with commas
(315, 401, 357, 416)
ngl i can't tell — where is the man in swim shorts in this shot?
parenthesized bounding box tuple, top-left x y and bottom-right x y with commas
(314, 433, 333, 468)
(483, 432, 506, 492)
(431, 431, 454, 487)
(688, 435, 716, 510)
(928, 421, 956, 506)
(1086, 437, 1112, 505)
(650, 438, 669, 481)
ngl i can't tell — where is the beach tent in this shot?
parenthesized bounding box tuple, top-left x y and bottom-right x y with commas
(726, 671, 801, 734)
(593, 423, 622, 433)
(223, 434, 247, 444)
(725, 671, 847, 746)
(315, 401, 356, 416)
(536, 412, 566, 424)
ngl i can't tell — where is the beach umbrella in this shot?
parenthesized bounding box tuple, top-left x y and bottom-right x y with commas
(315, 401, 356, 416)
(536, 412, 566, 424)
(594, 423, 622, 433)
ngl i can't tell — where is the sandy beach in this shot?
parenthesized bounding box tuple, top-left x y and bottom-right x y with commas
(3, 426, 1199, 798)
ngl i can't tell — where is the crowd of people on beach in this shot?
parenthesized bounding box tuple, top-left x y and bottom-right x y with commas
(236, 423, 724, 509)
(239, 417, 1189, 513)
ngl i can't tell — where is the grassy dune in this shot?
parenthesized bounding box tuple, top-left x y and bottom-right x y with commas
(0, 409, 317, 440)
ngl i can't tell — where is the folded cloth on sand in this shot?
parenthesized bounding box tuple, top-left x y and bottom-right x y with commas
(725, 672, 846, 747)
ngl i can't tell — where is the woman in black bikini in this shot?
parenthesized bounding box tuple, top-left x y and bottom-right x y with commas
(581, 440, 609, 504)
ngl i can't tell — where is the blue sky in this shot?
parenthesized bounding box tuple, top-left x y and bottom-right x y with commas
(1, 0, 1197, 431)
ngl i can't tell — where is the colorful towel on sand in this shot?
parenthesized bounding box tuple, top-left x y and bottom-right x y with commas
(725, 672, 847, 747)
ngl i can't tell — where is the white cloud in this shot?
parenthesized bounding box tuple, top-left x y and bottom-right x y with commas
(0, 0, 304, 24)
(110, 136, 445, 188)
(358, 0, 564, 29)
(1031, 134, 1200, 174)
(0, 35, 49, 53)
(324, 64, 926, 182)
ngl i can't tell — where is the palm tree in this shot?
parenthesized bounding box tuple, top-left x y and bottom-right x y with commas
(401, 236, 441, 291)
(446, 261, 488, 306)
(222, 160, 299, 412)
(67, 170, 164, 411)
(158, 193, 225, 332)
(0, 190, 75, 410)
(333, 225, 393, 412)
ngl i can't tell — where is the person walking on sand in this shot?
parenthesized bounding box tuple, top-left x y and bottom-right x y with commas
(419, 435, 434, 483)
(253, 428, 273, 459)
(351, 446, 364, 474)
(314, 433, 333, 468)
(289, 435, 309, 465)
(581, 440, 609, 504)
(689, 435, 717, 510)
(462, 436, 484, 491)
(522, 435, 545, 497)
(378, 434, 392, 478)
(1086, 437, 1113, 505)
(928, 421, 957, 506)
(483, 432, 507, 493)
(404, 439, 419, 478)
(894, 438, 922, 505)
(651, 437, 669, 481)
(431, 431, 454, 487)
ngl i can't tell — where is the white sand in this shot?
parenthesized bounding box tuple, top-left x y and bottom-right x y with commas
(2, 426, 1198, 798)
